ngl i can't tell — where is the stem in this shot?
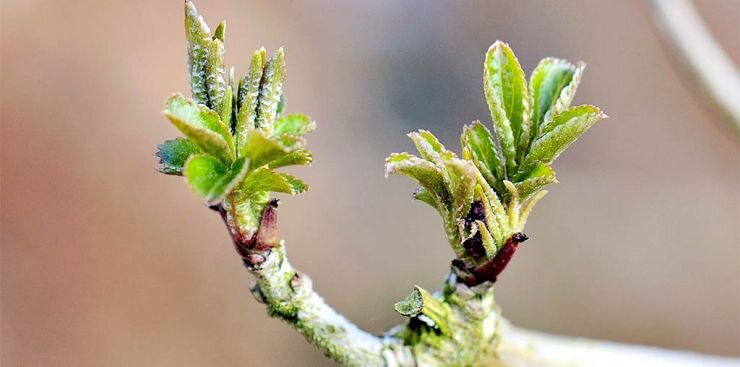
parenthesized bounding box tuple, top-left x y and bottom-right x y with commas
(650, 0, 740, 136)
(214, 202, 388, 367)
(497, 320, 740, 367)
(248, 244, 387, 366)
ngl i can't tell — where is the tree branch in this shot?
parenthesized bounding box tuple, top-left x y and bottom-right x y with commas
(497, 321, 739, 367)
(650, 0, 740, 136)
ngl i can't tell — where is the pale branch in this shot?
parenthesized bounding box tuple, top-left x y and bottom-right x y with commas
(214, 202, 387, 367)
(497, 322, 740, 367)
(650, 0, 740, 136)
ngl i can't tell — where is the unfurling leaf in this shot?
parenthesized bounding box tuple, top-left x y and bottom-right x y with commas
(408, 130, 445, 163)
(385, 152, 450, 210)
(484, 41, 529, 171)
(184, 155, 249, 204)
(255, 48, 286, 132)
(236, 48, 267, 154)
(413, 188, 437, 209)
(274, 114, 316, 136)
(204, 34, 227, 111)
(512, 163, 557, 201)
(266, 149, 313, 169)
(184, 1, 211, 105)
(240, 129, 290, 168)
(529, 58, 578, 138)
(442, 158, 477, 221)
(546, 62, 584, 123)
(242, 167, 308, 195)
(155, 138, 201, 175)
(525, 105, 606, 166)
(461, 122, 504, 190)
(163, 94, 234, 162)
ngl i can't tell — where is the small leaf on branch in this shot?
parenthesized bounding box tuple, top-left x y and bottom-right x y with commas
(484, 41, 527, 172)
(525, 105, 606, 166)
(273, 114, 316, 136)
(155, 138, 201, 175)
(163, 94, 234, 162)
(184, 155, 249, 204)
(242, 167, 308, 195)
(256, 48, 286, 132)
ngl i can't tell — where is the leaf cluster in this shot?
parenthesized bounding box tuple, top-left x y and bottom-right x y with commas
(155, 1, 314, 235)
(386, 41, 606, 266)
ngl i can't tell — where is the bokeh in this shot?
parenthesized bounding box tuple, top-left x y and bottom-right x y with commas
(2, 1, 738, 366)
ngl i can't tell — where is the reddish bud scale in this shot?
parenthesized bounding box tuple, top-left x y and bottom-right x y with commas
(453, 233, 528, 286)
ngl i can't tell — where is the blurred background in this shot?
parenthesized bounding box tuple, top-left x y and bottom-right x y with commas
(2, 0, 738, 366)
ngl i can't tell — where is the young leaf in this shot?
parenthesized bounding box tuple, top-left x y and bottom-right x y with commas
(519, 190, 548, 227)
(539, 105, 600, 138)
(213, 21, 225, 42)
(184, 1, 211, 106)
(242, 167, 308, 195)
(442, 158, 477, 221)
(546, 62, 585, 122)
(484, 41, 529, 169)
(240, 129, 290, 168)
(385, 152, 450, 210)
(255, 48, 286, 133)
(461, 122, 504, 189)
(524, 105, 606, 166)
(204, 32, 227, 110)
(273, 114, 316, 136)
(412, 188, 438, 209)
(219, 85, 233, 130)
(236, 48, 267, 156)
(529, 58, 577, 138)
(163, 94, 234, 162)
(511, 163, 557, 201)
(408, 130, 445, 163)
(265, 149, 313, 169)
(184, 155, 249, 204)
(155, 138, 201, 175)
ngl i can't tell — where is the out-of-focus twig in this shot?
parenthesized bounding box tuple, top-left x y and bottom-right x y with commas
(650, 0, 740, 137)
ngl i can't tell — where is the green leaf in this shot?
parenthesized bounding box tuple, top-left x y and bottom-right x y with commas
(408, 130, 446, 163)
(204, 36, 227, 110)
(546, 62, 585, 123)
(163, 94, 234, 162)
(265, 149, 313, 169)
(155, 138, 201, 175)
(242, 167, 308, 195)
(539, 104, 600, 138)
(512, 164, 557, 202)
(276, 94, 286, 115)
(273, 114, 316, 136)
(184, 1, 211, 105)
(442, 158, 476, 221)
(520, 190, 548, 227)
(184, 155, 249, 204)
(213, 21, 225, 42)
(484, 41, 529, 169)
(525, 105, 606, 166)
(529, 58, 577, 138)
(219, 85, 233, 129)
(236, 48, 267, 156)
(255, 48, 285, 133)
(240, 129, 291, 169)
(412, 188, 437, 209)
(385, 152, 450, 210)
(461, 121, 504, 189)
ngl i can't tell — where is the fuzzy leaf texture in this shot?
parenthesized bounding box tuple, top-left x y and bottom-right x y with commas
(184, 155, 249, 204)
(156, 0, 314, 236)
(156, 138, 201, 175)
(387, 40, 606, 268)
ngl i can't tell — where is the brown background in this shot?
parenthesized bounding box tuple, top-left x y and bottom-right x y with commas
(2, 0, 739, 366)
